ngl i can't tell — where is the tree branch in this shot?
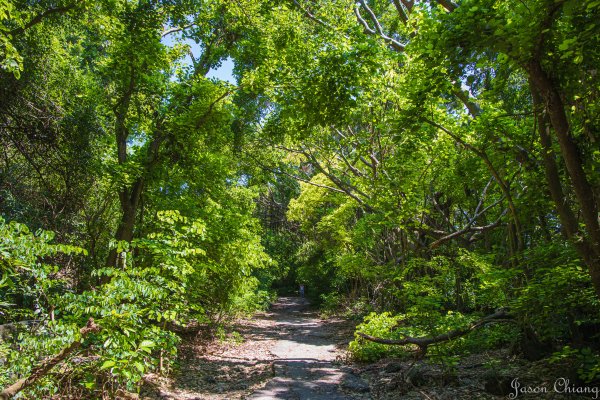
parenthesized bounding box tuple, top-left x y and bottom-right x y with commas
(357, 310, 513, 355)
(435, 0, 458, 12)
(194, 90, 232, 129)
(424, 118, 522, 249)
(302, 146, 374, 210)
(252, 158, 348, 195)
(400, 0, 415, 12)
(354, 5, 376, 34)
(161, 23, 197, 37)
(10, 1, 83, 37)
(266, 141, 375, 212)
(392, 0, 409, 24)
(0, 318, 100, 400)
(453, 89, 481, 117)
(431, 207, 507, 248)
(336, 149, 366, 178)
(291, 0, 331, 28)
(355, 2, 405, 51)
(359, 0, 386, 36)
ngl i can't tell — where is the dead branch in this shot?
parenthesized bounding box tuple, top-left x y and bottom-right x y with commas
(0, 318, 101, 400)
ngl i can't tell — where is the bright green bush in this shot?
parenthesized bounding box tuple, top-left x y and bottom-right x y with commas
(0, 210, 272, 397)
(229, 276, 276, 315)
(0, 218, 87, 324)
(349, 312, 407, 362)
(512, 244, 600, 342)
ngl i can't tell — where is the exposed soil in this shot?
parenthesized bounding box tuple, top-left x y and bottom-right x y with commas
(351, 351, 593, 399)
(142, 297, 367, 399)
(142, 298, 598, 399)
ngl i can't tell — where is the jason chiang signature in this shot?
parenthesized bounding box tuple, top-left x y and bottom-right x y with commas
(509, 377, 599, 399)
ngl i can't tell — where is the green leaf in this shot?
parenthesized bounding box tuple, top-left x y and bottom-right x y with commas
(134, 361, 145, 373)
(139, 340, 155, 352)
(100, 360, 115, 370)
(558, 38, 576, 51)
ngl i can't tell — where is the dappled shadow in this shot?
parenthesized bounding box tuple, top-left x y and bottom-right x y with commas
(241, 297, 361, 400)
(169, 356, 273, 396)
(235, 297, 355, 348)
(147, 297, 364, 399)
(251, 358, 349, 399)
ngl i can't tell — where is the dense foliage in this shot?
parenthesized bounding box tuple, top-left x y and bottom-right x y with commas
(1, 0, 600, 397)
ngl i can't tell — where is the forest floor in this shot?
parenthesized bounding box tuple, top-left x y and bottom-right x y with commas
(141, 297, 368, 399)
(141, 298, 587, 399)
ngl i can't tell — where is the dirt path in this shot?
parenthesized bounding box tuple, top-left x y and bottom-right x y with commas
(144, 297, 369, 400)
(143, 297, 600, 400)
(249, 297, 367, 399)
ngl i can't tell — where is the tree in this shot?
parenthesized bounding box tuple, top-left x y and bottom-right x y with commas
(245, 0, 600, 299)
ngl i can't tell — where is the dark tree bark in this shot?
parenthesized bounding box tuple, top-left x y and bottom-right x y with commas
(527, 61, 600, 299)
(106, 178, 144, 268)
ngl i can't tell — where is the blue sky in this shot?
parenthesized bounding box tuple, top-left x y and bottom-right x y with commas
(206, 57, 235, 84)
(162, 33, 236, 84)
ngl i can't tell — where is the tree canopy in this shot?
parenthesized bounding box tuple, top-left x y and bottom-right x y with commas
(1, 0, 600, 397)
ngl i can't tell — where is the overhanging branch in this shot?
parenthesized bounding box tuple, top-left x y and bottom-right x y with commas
(10, 1, 83, 37)
(0, 318, 100, 400)
(354, 2, 405, 52)
(357, 309, 513, 355)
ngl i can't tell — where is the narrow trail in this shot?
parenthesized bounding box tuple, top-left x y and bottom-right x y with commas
(144, 298, 588, 400)
(249, 297, 365, 399)
(145, 297, 369, 399)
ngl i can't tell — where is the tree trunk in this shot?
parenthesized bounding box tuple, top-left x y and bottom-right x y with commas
(106, 178, 144, 268)
(527, 61, 600, 299)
